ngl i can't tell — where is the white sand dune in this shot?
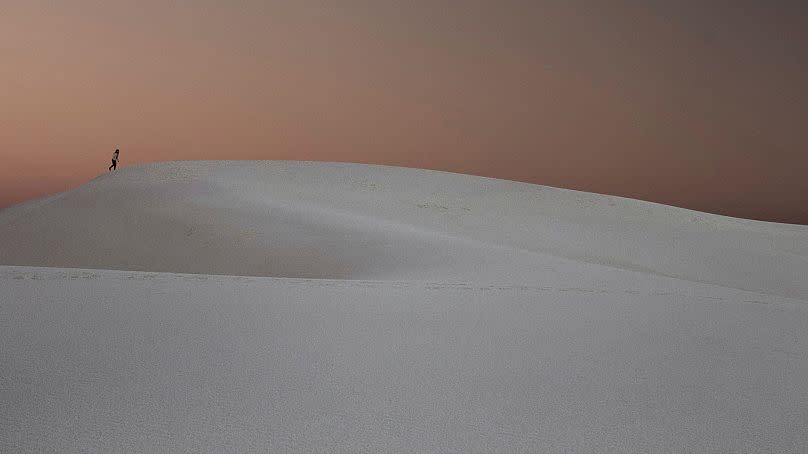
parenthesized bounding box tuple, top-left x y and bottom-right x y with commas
(1, 161, 807, 452)
(1, 161, 805, 298)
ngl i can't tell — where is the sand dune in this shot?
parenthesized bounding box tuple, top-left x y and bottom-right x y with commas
(1, 161, 805, 298)
(1, 161, 807, 452)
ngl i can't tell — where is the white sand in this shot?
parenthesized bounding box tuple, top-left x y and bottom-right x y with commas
(1, 160, 805, 298)
(1, 161, 806, 452)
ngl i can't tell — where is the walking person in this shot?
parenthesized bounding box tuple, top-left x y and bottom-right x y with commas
(109, 149, 120, 171)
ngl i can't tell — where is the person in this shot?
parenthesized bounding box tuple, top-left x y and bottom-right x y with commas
(109, 149, 120, 171)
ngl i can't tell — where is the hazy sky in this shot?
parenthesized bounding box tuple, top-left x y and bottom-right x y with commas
(2, 1, 807, 223)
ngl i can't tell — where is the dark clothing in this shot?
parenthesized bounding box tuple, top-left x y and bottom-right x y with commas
(109, 159, 117, 171)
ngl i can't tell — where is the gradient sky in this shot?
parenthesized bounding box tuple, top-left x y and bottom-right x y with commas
(2, 1, 807, 224)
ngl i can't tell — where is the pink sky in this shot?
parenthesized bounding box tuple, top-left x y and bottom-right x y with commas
(2, 1, 807, 224)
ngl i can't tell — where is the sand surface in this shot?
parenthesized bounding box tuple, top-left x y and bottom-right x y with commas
(1, 161, 806, 452)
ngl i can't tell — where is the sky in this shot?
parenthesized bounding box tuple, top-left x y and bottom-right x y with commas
(2, 1, 807, 224)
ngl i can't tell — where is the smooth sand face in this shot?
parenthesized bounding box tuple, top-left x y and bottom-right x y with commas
(2, 266, 807, 453)
(1, 161, 807, 452)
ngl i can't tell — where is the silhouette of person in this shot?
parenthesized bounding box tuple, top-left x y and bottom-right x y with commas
(109, 149, 120, 171)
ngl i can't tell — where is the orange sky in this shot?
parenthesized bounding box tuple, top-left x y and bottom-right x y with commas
(2, 1, 807, 224)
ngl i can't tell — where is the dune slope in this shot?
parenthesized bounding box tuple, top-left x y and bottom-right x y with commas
(2, 266, 807, 453)
(0, 161, 805, 299)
